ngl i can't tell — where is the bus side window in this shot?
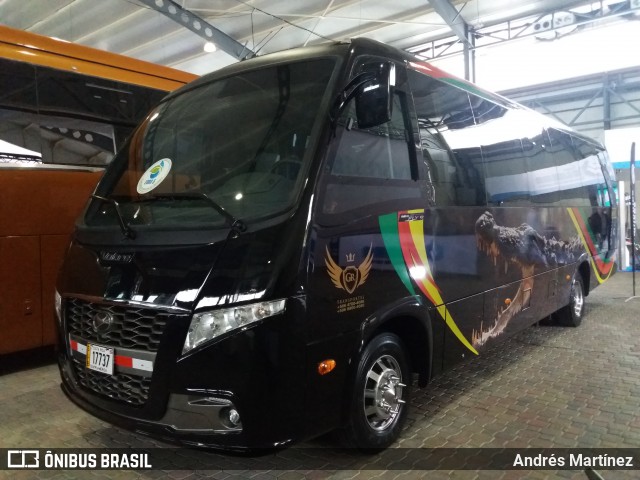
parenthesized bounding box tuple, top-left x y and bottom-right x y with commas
(548, 128, 591, 206)
(597, 151, 617, 208)
(320, 65, 421, 221)
(572, 135, 608, 208)
(573, 136, 611, 254)
(522, 126, 561, 205)
(36, 66, 120, 166)
(0, 59, 41, 163)
(407, 69, 486, 207)
(469, 99, 529, 207)
(330, 93, 412, 180)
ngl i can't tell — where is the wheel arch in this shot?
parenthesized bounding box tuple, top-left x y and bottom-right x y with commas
(357, 297, 433, 388)
(577, 260, 591, 297)
(338, 297, 433, 443)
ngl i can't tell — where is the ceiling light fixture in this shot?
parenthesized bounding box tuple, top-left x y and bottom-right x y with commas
(204, 41, 217, 52)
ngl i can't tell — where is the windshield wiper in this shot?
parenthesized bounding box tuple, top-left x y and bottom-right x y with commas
(91, 194, 136, 239)
(149, 192, 247, 234)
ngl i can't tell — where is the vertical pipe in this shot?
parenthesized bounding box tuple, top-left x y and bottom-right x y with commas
(619, 181, 628, 270)
(463, 24, 476, 83)
(603, 74, 611, 131)
(631, 142, 636, 295)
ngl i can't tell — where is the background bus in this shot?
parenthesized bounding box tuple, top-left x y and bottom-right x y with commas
(0, 25, 196, 355)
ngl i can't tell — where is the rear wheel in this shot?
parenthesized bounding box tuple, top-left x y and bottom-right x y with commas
(556, 274, 585, 327)
(342, 333, 411, 450)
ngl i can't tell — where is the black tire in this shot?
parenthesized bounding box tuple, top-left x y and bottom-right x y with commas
(342, 333, 411, 450)
(556, 274, 585, 327)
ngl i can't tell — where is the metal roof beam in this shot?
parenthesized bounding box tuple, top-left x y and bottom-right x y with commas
(428, 0, 471, 47)
(428, 0, 474, 80)
(139, 0, 253, 60)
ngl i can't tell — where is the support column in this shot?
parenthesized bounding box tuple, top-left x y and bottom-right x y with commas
(463, 24, 476, 83)
(603, 73, 611, 130)
(428, 0, 474, 82)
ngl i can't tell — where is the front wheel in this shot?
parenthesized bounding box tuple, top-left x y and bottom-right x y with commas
(557, 274, 585, 327)
(342, 333, 411, 450)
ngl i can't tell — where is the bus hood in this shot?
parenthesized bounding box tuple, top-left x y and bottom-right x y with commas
(57, 241, 226, 311)
(57, 223, 297, 312)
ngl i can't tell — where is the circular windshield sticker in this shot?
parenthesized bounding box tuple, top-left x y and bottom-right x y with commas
(136, 158, 172, 194)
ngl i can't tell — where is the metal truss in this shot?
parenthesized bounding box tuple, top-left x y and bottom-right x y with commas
(139, 0, 254, 60)
(503, 66, 640, 133)
(409, 0, 640, 61)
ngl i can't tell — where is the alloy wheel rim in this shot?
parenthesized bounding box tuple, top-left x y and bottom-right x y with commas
(573, 280, 584, 317)
(363, 354, 405, 431)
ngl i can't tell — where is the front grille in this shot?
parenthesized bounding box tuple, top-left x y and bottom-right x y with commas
(66, 298, 171, 352)
(71, 357, 150, 406)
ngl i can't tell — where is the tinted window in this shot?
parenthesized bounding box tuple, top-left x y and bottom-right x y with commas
(0, 60, 167, 167)
(320, 64, 421, 222)
(572, 135, 607, 207)
(597, 152, 616, 207)
(471, 101, 529, 206)
(36, 67, 165, 128)
(548, 128, 590, 206)
(0, 59, 41, 163)
(521, 125, 560, 205)
(36, 66, 167, 165)
(407, 69, 486, 206)
(322, 90, 419, 218)
(37, 113, 117, 166)
(329, 93, 412, 180)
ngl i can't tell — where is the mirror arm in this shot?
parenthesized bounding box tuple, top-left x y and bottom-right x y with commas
(329, 72, 376, 128)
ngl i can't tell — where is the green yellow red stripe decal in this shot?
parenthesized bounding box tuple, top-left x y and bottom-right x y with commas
(567, 207, 614, 284)
(379, 209, 478, 355)
(379, 213, 416, 296)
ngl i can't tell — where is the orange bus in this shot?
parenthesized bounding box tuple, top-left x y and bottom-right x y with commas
(0, 25, 197, 354)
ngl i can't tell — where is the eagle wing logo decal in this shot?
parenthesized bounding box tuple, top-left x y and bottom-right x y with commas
(324, 245, 373, 294)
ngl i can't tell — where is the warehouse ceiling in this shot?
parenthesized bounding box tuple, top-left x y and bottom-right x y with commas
(0, 0, 635, 75)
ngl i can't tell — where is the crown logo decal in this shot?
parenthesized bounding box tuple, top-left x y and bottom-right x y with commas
(325, 246, 373, 295)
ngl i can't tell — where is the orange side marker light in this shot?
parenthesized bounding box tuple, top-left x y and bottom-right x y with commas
(318, 359, 336, 375)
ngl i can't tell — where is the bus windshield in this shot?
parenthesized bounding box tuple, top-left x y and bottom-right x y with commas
(86, 58, 337, 230)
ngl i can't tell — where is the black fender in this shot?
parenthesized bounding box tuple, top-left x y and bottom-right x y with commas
(574, 252, 592, 296)
(357, 295, 433, 387)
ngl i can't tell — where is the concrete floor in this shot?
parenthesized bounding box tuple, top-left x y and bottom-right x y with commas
(1, 272, 640, 479)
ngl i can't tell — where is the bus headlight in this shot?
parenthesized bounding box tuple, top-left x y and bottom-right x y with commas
(182, 299, 286, 354)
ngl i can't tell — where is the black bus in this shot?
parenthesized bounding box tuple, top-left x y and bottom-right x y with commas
(55, 38, 617, 451)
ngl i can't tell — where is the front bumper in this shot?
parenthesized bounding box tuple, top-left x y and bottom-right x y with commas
(59, 364, 257, 452)
(57, 304, 307, 450)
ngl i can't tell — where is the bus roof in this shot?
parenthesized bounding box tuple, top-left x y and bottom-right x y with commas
(0, 24, 197, 91)
(164, 37, 511, 105)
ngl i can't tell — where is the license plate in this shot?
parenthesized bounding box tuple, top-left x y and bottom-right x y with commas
(86, 343, 114, 375)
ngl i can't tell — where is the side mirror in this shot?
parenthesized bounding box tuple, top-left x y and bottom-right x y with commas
(355, 62, 395, 129)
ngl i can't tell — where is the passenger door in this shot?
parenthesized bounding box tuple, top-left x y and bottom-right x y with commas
(303, 61, 430, 432)
(310, 62, 425, 340)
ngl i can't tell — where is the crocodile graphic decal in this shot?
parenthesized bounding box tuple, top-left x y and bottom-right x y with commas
(379, 207, 614, 354)
(472, 211, 583, 347)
